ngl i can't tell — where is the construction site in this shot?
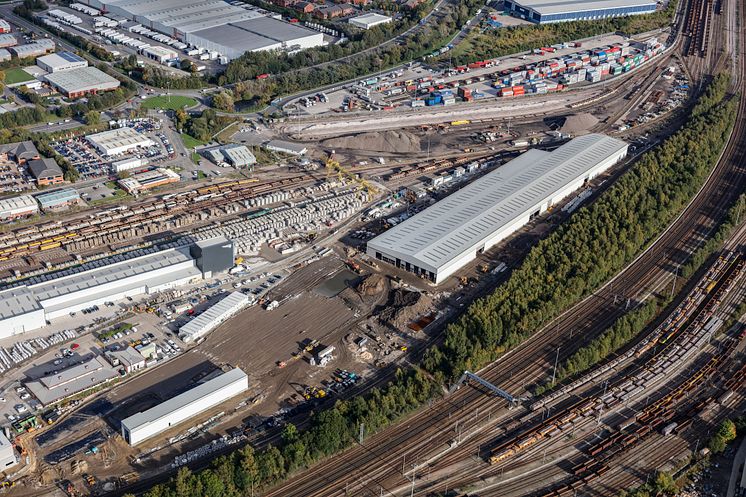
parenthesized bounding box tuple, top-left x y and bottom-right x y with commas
(0, 0, 739, 491)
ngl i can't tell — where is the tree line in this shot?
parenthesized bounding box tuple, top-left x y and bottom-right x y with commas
(421, 73, 737, 382)
(132, 74, 739, 497)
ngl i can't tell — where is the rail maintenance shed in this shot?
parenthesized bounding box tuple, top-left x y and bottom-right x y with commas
(366, 134, 628, 284)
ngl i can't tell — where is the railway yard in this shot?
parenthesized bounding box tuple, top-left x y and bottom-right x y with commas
(0, 0, 739, 492)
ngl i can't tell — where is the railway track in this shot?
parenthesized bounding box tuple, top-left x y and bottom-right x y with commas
(264, 11, 745, 497)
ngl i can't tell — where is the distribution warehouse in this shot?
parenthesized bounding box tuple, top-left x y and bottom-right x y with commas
(0, 237, 235, 337)
(120, 368, 249, 445)
(505, 0, 657, 23)
(83, 0, 324, 59)
(366, 134, 628, 284)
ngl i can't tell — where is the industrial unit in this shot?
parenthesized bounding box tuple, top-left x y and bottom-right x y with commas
(0, 432, 17, 471)
(264, 140, 307, 156)
(118, 167, 180, 194)
(366, 134, 628, 284)
(34, 188, 83, 212)
(188, 17, 323, 60)
(505, 0, 656, 23)
(203, 144, 256, 168)
(44, 66, 120, 98)
(36, 51, 88, 73)
(25, 357, 119, 406)
(86, 127, 155, 156)
(86, 0, 324, 60)
(349, 13, 392, 29)
(120, 367, 249, 445)
(9, 39, 55, 58)
(178, 291, 250, 343)
(0, 238, 234, 336)
(0, 195, 39, 220)
(0, 34, 17, 48)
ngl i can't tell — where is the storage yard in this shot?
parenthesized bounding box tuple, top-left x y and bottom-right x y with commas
(0, 0, 737, 492)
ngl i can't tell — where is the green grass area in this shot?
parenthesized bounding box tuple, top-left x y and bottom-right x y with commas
(5, 68, 34, 85)
(141, 95, 198, 110)
(181, 133, 205, 149)
(191, 152, 202, 165)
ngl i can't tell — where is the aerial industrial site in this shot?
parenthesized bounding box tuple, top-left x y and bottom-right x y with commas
(0, 0, 739, 495)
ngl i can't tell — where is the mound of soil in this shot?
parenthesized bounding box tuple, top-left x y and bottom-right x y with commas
(323, 130, 421, 153)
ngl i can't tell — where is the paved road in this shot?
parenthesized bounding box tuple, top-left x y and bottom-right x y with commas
(726, 436, 746, 497)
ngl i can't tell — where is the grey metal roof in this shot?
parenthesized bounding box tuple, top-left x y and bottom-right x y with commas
(35, 188, 80, 209)
(30, 247, 194, 303)
(367, 134, 628, 272)
(221, 144, 255, 166)
(26, 357, 119, 406)
(231, 17, 319, 42)
(514, 0, 656, 15)
(45, 66, 120, 94)
(0, 286, 41, 319)
(0, 194, 38, 217)
(37, 51, 87, 70)
(121, 368, 247, 431)
(190, 24, 279, 53)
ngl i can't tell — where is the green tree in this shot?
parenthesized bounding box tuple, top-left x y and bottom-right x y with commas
(84, 111, 101, 126)
(212, 91, 235, 112)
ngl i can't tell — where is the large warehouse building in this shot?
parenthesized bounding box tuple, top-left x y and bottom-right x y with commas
(86, 127, 155, 156)
(366, 134, 628, 284)
(0, 237, 234, 337)
(505, 0, 657, 23)
(83, 0, 324, 60)
(44, 66, 120, 98)
(121, 367, 249, 445)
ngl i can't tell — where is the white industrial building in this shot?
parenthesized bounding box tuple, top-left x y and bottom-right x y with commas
(349, 13, 392, 29)
(121, 367, 248, 445)
(111, 156, 148, 172)
(44, 66, 120, 98)
(86, 0, 323, 60)
(366, 134, 628, 284)
(0, 432, 17, 471)
(505, 0, 657, 23)
(179, 291, 250, 343)
(0, 238, 235, 337)
(86, 127, 155, 156)
(0, 195, 39, 220)
(188, 17, 324, 60)
(264, 140, 307, 156)
(37, 51, 88, 73)
(141, 45, 178, 63)
(10, 39, 55, 58)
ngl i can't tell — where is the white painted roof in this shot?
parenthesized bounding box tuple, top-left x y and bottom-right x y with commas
(367, 134, 627, 272)
(121, 368, 247, 431)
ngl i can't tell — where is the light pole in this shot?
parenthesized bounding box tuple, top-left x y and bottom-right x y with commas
(551, 346, 561, 386)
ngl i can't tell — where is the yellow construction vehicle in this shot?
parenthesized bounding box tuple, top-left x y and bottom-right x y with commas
(478, 264, 489, 273)
(326, 154, 379, 197)
(235, 256, 244, 265)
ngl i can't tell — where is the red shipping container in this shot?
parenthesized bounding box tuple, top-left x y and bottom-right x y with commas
(511, 85, 524, 91)
(406, 85, 416, 91)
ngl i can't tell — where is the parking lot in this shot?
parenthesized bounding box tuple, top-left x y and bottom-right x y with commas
(0, 157, 37, 194)
(51, 119, 169, 181)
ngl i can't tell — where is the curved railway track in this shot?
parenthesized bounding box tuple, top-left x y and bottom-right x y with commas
(263, 3, 745, 495)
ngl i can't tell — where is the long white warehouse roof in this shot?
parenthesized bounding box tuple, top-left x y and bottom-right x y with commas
(121, 368, 248, 432)
(367, 134, 627, 272)
(179, 291, 249, 342)
(514, 0, 656, 15)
